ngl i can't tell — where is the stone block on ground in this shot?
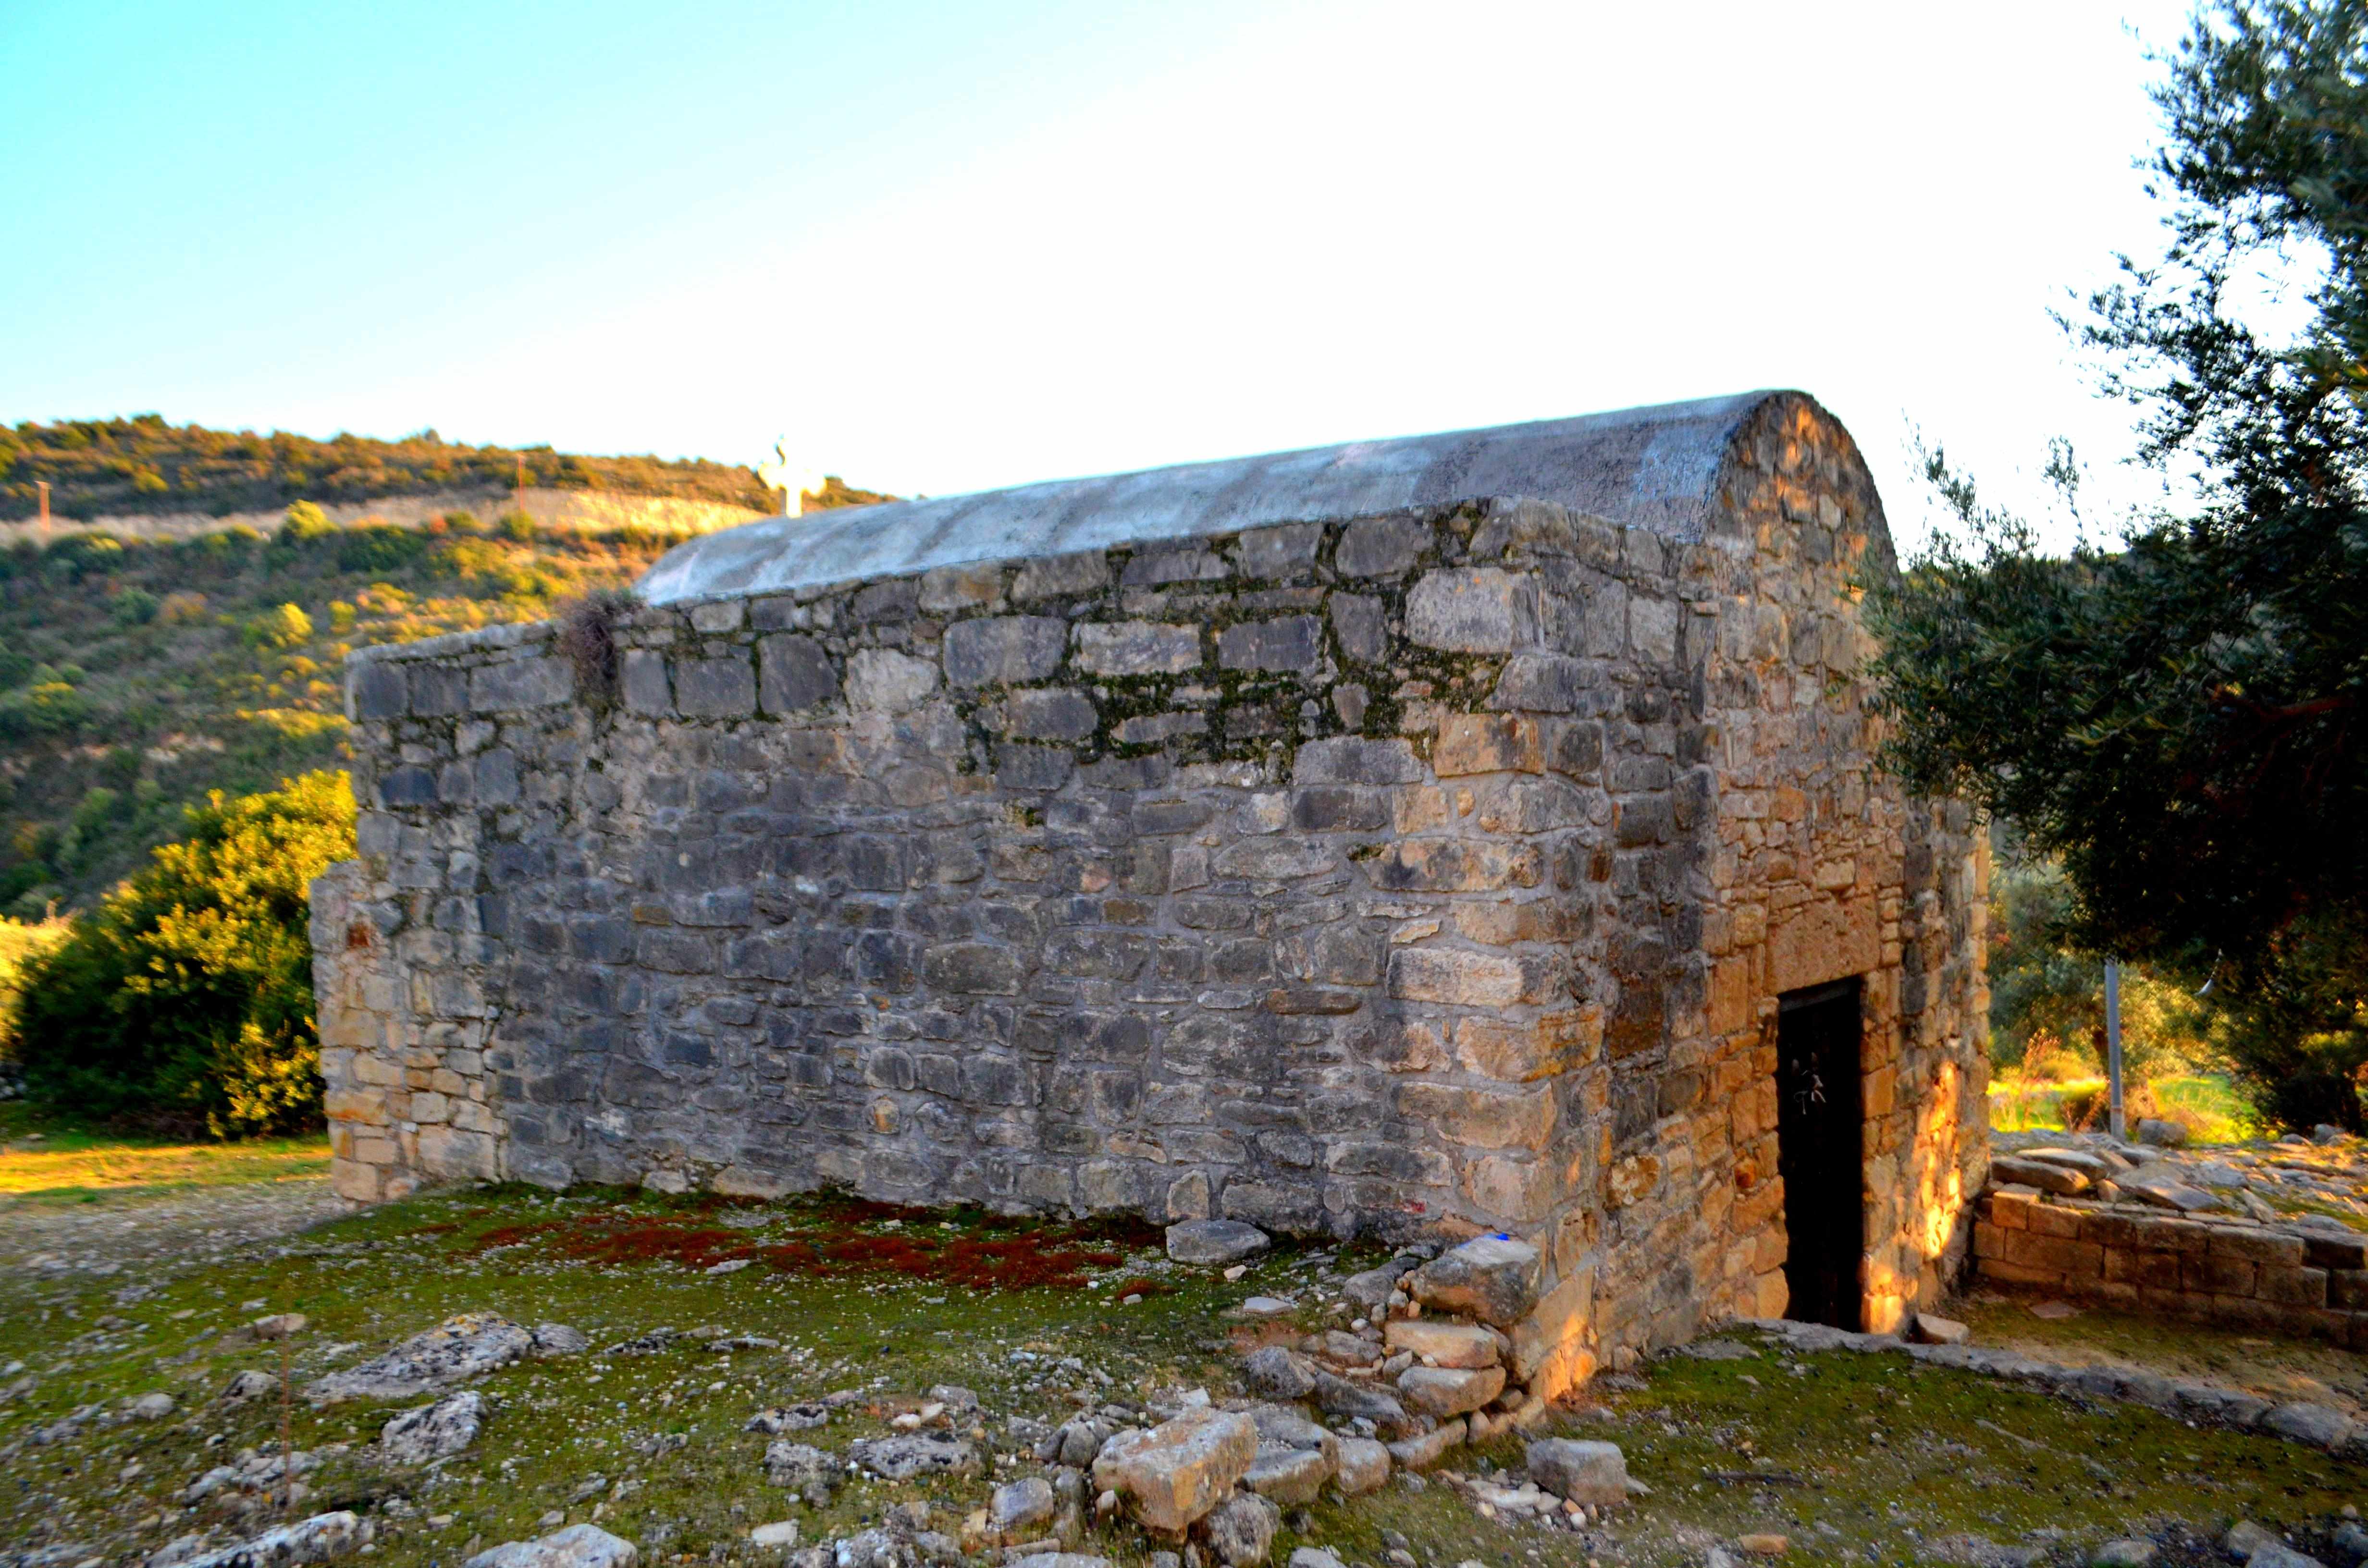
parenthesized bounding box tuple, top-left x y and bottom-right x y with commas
(1988, 1158, 2090, 1197)
(1408, 1237, 1542, 1326)
(1384, 1418, 1466, 1471)
(1090, 1409, 1257, 1534)
(2091, 1542, 2155, 1567)
(1240, 1347, 1317, 1401)
(1383, 1320, 1501, 1369)
(2263, 1402, 2354, 1450)
(992, 1477, 1057, 1541)
(1334, 1436, 1391, 1495)
(1397, 1364, 1505, 1418)
(530, 1324, 588, 1357)
(1526, 1438, 1628, 1506)
(464, 1524, 639, 1568)
(1341, 1259, 1418, 1313)
(309, 1313, 532, 1403)
(764, 1441, 842, 1497)
(1309, 1370, 1414, 1436)
(1243, 1444, 1334, 1505)
(380, 1391, 484, 1466)
(2135, 1118, 2188, 1148)
(1197, 1494, 1279, 1568)
(1912, 1313, 1970, 1346)
(1168, 1221, 1271, 1265)
(850, 1433, 981, 1481)
(170, 1511, 363, 1568)
(748, 1521, 801, 1550)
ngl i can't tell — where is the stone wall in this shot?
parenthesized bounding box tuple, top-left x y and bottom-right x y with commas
(1975, 1188, 2368, 1345)
(314, 392, 1987, 1396)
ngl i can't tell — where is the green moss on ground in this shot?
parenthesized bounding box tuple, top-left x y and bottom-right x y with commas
(3, 1187, 2364, 1568)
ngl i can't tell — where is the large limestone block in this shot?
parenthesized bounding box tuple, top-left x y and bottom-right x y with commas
(1385, 1418, 1465, 1471)
(1091, 1409, 1257, 1534)
(1383, 1320, 1500, 1369)
(1167, 1220, 1270, 1265)
(1526, 1438, 1628, 1506)
(1397, 1364, 1505, 1418)
(1243, 1444, 1334, 1505)
(1410, 1237, 1543, 1326)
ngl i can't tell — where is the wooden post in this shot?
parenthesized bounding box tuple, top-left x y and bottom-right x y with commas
(36, 480, 49, 535)
(2105, 960, 2125, 1139)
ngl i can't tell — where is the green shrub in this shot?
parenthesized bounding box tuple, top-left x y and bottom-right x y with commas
(335, 524, 428, 574)
(13, 771, 356, 1136)
(242, 602, 313, 650)
(108, 587, 159, 626)
(280, 500, 335, 541)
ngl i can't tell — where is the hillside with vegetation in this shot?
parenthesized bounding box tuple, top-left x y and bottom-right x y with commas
(0, 415, 777, 522)
(0, 505, 680, 918)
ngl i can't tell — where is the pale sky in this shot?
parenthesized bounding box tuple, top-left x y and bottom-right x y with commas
(2, 1, 2204, 554)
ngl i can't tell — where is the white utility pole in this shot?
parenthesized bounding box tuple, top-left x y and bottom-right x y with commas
(2105, 959, 2126, 1139)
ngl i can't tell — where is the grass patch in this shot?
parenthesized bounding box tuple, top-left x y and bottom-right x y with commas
(0, 1105, 327, 1199)
(1989, 1073, 2255, 1143)
(3, 1183, 2365, 1568)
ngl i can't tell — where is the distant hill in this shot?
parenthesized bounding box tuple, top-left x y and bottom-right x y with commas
(0, 415, 776, 522)
(0, 508, 683, 912)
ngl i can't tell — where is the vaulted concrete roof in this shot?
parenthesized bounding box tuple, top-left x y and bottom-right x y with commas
(638, 390, 1797, 605)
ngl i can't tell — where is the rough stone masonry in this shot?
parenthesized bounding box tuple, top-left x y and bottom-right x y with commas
(312, 391, 1990, 1395)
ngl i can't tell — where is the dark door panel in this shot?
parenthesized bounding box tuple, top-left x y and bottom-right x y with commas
(1776, 978, 1864, 1330)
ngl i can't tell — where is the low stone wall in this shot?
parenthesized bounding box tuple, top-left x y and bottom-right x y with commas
(1973, 1187, 2368, 1344)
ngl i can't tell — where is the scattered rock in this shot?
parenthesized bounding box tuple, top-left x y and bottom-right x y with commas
(380, 1391, 484, 1466)
(926, 1384, 980, 1415)
(749, 1522, 801, 1550)
(850, 1433, 980, 1482)
(463, 1523, 639, 1568)
(219, 1370, 279, 1405)
(2253, 1547, 2328, 1568)
(748, 1405, 832, 1434)
(530, 1325, 588, 1358)
(1091, 1409, 1257, 1533)
(1385, 1418, 1465, 1471)
(130, 1391, 178, 1420)
(2228, 1524, 2283, 1560)
(1286, 1549, 1344, 1568)
(1341, 1260, 1417, 1315)
(2118, 1171, 2219, 1213)
(308, 1314, 533, 1403)
(1988, 1157, 2090, 1196)
(2091, 1542, 2155, 1567)
(250, 1314, 308, 1341)
(1166, 1221, 1271, 1266)
(1006, 1556, 1107, 1568)
(1240, 1348, 1316, 1401)
(1396, 1365, 1505, 1418)
(1308, 1371, 1412, 1435)
(1197, 1493, 1279, 1567)
(993, 1477, 1057, 1540)
(1233, 1298, 1297, 1320)
(764, 1442, 843, 1497)
(1243, 1444, 1334, 1506)
(166, 1510, 361, 1568)
(1408, 1238, 1542, 1327)
(2265, 1402, 2355, 1449)
(1737, 1536, 1788, 1557)
(1526, 1438, 1628, 1506)
(1334, 1436, 1391, 1495)
(2331, 1522, 2368, 1567)
(1912, 1314, 1970, 1346)
(1381, 1321, 1499, 1369)
(2135, 1118, 2188, 1148)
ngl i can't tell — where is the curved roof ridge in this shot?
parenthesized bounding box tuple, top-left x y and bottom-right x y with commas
(638, 390, 1794, 604)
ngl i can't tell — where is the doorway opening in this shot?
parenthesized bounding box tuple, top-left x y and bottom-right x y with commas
(1775, 977, 1865, 1329)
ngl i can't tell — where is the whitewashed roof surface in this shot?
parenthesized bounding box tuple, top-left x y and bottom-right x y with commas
(638, 390, 1795, 605)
